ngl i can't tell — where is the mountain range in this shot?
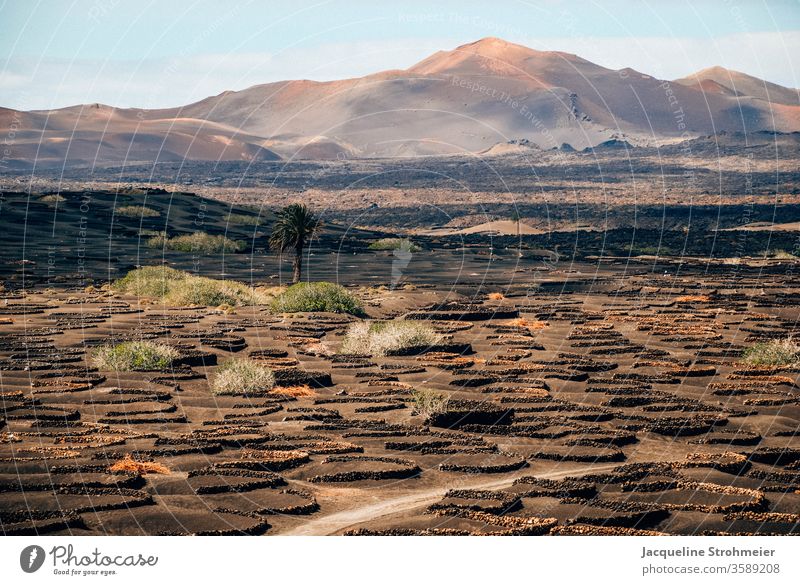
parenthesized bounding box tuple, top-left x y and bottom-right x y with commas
(2, 37, 799, 168)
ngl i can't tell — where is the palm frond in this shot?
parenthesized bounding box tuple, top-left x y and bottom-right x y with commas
(269, 203, 319, 252)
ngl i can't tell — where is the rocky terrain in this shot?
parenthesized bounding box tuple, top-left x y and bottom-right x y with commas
(1, 260, 799, 535)
(1, 134, 799, 536)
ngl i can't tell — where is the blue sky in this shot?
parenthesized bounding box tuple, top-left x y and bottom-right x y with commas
(1, 0, 799, 109)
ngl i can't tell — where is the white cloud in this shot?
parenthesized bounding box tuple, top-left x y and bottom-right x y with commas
(1, 31, 797, 110)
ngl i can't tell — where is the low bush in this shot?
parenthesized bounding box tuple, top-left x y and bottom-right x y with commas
(145, 234, 168, 249)
(112, 266, 270, 306)
(138, 229, 167, 237)
(116, 205, 160, 218)
(762, 249, 799, 260)
(368, 238, 421, 252)
(93, 341, 179, 371)
(166, 277, 269, 306)
(112, 266, 186, 297)
(147, 232, 245, 254)
(411, 388, 449, 418)
(340, 320, 442, 356)
(742, 338, 800, 366)
(211, 358, 275, 395)
(40, 194, 66, 203)
(270, 282, 364, 315)
(227, 213, 264, 226)
(629, 245, 675, 256)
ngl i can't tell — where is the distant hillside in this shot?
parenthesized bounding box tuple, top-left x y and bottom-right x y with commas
(3, 37, 799, 168)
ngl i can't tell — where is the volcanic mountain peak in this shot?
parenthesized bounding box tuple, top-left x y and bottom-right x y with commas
(680, 65, 761, 86)
(693, 65, 741, 76)
(407, 36, 587, 77)
(3, 37, 800, 167)
(676, 65, 799, 106)
(452, 36, 549, 59)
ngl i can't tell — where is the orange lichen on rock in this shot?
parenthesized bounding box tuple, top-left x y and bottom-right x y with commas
(1, 432, 22, 443)
(510, 317, 549, 330)
(728, 373, 797, 386)
(109, 455, 170, 475)
(518, 387, 551, 397)
(675, 294, 711, 303)
(272, 384, 316, 397)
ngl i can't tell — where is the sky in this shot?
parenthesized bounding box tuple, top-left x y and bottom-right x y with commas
(1, 0, 799, 110)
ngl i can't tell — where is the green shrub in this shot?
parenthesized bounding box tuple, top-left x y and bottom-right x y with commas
(629, 245, 673, 256)
(270, 282, 364, 315)
(211, 358, 275, 395)
(147, 232, 245, 254)
(138, 229, 167, 237)
(112, 265, 186, 297)
(112, 266, 270, 306)
(368, 238, 422, 252)
(227, 213, 264, 226)
(761, 249, 799, 260)
(146, 234, 168, 249)
(93, 341, 179, 371)
(340, 320, 442, 356)
(116, 205, 160, 218)
(163, 276, 268, 306)
(411, 388, 449, 418)
(742, 338, 800, 366)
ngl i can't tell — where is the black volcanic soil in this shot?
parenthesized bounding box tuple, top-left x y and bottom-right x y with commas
(2, 143, 800, 537)
(2, 257, 799, 535)
(4, 132, 800, 234)
(2, 189, 800, 291)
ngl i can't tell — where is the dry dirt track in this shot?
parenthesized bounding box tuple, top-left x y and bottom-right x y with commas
(282, 463, 622, 535)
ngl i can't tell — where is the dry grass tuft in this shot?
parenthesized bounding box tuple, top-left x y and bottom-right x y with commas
(113, 266, 272, 307)
(300, 341, 334, 357)
(742, 338, 800, 367)
(116, 205, 160, 218)
(340, 320, 443, 356)
(487, 292, 505, 301)
(40, 194, 66, 203)
(211, 358, 276, 395)
(93, 341, 179, 371)
(411, 388, 449, 418)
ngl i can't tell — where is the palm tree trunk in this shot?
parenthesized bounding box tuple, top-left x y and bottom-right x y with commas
(292, 244, 303, 284)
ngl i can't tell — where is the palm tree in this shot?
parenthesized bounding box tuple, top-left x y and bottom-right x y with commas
(511, 210, 522, 257)
(269, 203, 320, 284)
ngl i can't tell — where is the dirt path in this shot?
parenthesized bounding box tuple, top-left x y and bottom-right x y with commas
(281, 463, 620, 535)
